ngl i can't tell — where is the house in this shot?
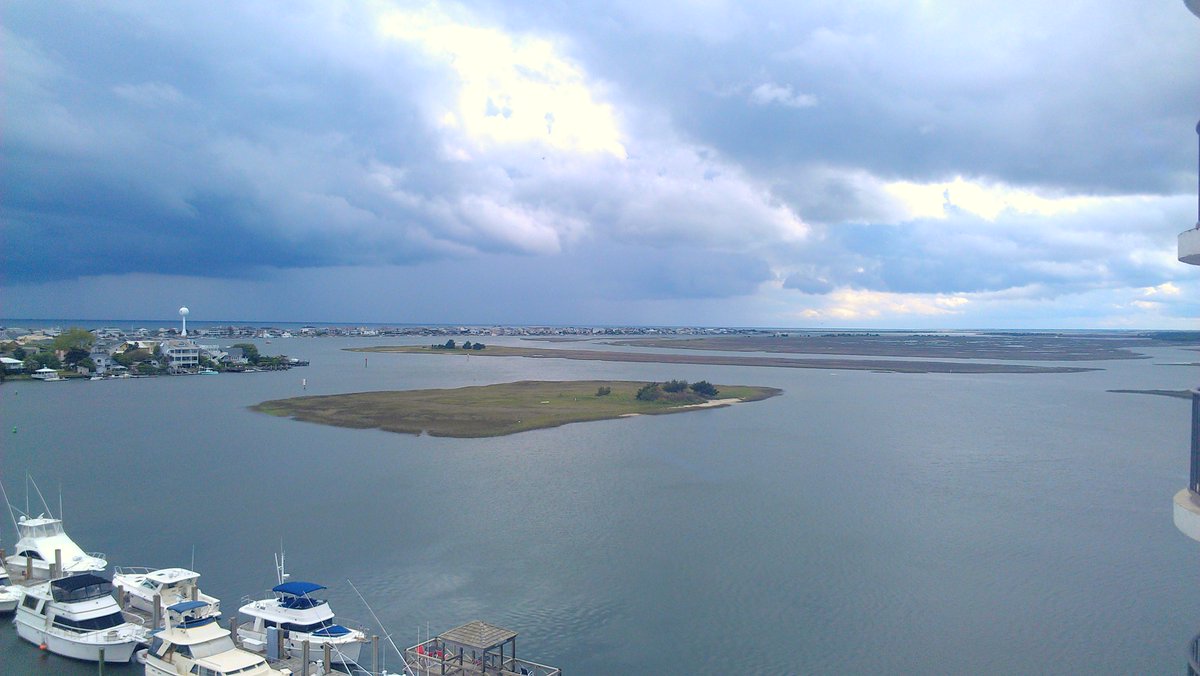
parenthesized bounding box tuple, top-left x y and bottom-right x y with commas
(222, 347, 248, 365)
(0, 357, 24, 372)
(160, 339, 199, 372)
(89, 345, 114, 375)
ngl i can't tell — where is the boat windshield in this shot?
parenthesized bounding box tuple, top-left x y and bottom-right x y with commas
(190, 635, 235, 659)
(53, 611, 125, 633)
(18, 521, 64, 538)
(51, 575, 115, 603)
(282, 618, 347, 635)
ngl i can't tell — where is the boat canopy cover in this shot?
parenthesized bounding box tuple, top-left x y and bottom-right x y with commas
(273, 581, 326, 596)
(50, 573, 114, 602)
(168, 600, 210, 613)
(52, 573, 110, 592)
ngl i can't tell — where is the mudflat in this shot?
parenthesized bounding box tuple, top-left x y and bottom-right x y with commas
(352, 344, 1097, 374)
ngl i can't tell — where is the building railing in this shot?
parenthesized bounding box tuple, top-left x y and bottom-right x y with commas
(1190, 389, 1200, 494)
(405, 639, 561, 676)
(1188, 630, 1200, 676)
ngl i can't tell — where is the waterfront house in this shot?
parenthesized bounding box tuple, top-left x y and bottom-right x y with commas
(160, 339, 200, 372)
(0, 357, 24, 372)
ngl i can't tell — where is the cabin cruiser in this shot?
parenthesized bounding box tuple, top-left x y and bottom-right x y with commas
(0, 566, 20, 612)
(13, 573, 148, 662)
(113, 567, 220, 622)
(238, 581, 367, 666)
(5, 515, 106, 582)
(143, 600, 284, 676)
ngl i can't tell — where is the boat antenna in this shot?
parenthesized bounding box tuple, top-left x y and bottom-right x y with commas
(0, 478, 21, 532)
(191, 544, 196, 572)
(29, 476, 52, 517)
(275, 541, 289, 586)
(347, 578, 411, 675)
(58, 483, 63, 523)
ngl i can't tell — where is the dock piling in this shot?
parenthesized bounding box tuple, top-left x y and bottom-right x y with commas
(152, 593, 161, 630)
(323, 643, 331, 672)
(302, 639, 310, 676)
(54, 548, 62, 579)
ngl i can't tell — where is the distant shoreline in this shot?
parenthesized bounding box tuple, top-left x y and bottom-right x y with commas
(351, 345, 1099, 374)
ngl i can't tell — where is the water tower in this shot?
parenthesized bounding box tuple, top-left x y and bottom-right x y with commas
(179, 306, 189, 337)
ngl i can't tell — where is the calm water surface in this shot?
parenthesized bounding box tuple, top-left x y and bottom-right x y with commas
(0, 337, 1197, 674)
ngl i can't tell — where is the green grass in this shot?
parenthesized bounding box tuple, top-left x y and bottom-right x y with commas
(252, 380, 782, 438)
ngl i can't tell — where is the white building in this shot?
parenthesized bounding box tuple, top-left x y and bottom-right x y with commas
(160, 339, 200, 373)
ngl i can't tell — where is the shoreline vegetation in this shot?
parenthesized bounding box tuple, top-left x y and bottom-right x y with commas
(253, 380, 782, 438)
(350, 345, 1097, 374)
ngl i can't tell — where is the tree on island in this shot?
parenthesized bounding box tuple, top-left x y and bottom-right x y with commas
(24, 352, 61, 371)
(462, 341, 473, 350)
(636, 382, 661, 401)
(662, 379, 689, 393)
(472, 342, 485, 350)
(690, 381, 719, 397)
(445, 339, 456, 349)
(596, 386, 612, 396)
(52, 328, 95, 353)
(231, 343, 261, 364)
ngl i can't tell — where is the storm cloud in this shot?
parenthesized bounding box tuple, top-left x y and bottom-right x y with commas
(2, 1, 1197, 327)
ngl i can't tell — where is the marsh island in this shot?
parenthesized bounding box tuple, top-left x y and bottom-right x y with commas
(253, 380, 782, 438)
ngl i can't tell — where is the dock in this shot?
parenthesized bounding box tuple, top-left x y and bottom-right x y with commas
(405, 620, 561, 676)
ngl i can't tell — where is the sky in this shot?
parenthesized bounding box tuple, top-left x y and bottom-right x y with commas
(3, 1, 1199, 328)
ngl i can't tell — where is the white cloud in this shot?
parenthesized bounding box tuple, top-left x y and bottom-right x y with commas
(793, 288, 970, 320)
(1142, 281, 1181, 297)
(748, 82, 817, 109)
(378, 5, 626, 158)
(883, 177, 1114, 222)
(112, 82, 184, 106)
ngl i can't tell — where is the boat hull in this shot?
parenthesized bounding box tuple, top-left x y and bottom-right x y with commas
(14, 617, 139, 662)
(239, 626, 364, 664)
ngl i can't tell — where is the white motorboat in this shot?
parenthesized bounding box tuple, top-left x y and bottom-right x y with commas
(13, 573, 148, 662)
(237, 557, 367, 666)
(5, 515, 106, 583)
(0, 565, 20, 612)
(112, 567, 220, 622)
(143, 600, 284, 676)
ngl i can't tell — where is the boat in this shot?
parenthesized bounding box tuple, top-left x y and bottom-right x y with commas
(143, 600, 284, 676)
(32, 367, 64, 381)
(237, 555, 367, 666)
(5, 515, 106, 583)
(198, 368, 219, 375)
(112, 567, 220, 622)
(13, 573, 148, 662)
(0, 564, 20, 612)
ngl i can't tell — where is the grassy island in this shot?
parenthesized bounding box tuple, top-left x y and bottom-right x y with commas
(253, 380, 782, 438)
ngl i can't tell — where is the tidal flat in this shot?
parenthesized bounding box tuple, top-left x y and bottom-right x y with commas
(253, 379, 782, 438)
(352, 344, 1097, 374)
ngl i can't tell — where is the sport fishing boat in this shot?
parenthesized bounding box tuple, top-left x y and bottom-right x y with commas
(13, 573, 148, 662)
(0, 565, 20, 612)
(5, 515, 106, 583)
(237, 554, 366, 666)
(112, 567, 220, 622)
(143, 600, 284, 676)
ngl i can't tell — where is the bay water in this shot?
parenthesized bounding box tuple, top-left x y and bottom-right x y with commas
(0, 337, 1197, 674)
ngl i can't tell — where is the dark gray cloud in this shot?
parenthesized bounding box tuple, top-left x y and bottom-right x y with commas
(2, 0, 1197, 326)
(509, 1, 1199, 195)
